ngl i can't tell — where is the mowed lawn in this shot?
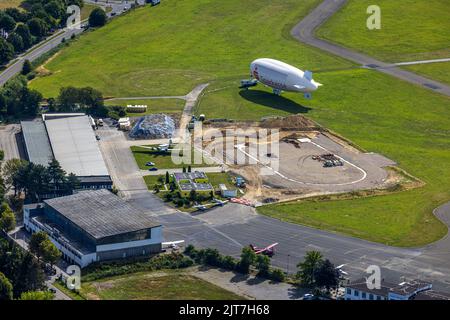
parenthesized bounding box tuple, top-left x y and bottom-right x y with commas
(0, 0, 22, 9)
(79, 271, 243, 300)
(29, 0, 350, 98)
(316, 0, 450, 63)
(258, 68, 450, 247)
(105, 98, 185, 116)
(405, 62, 450, 86)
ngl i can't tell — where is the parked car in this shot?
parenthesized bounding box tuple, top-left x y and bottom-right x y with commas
(148, 167, 158, 171)
(302, 293, 315, 300)
(95, 135, 100, 141)
(145, 162, 155, 166)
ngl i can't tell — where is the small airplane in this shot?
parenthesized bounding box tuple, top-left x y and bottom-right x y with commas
(249, 242, 279, 257)
(336, 264, 349, 276)
(212, 198, 228, 206)
(193, 204, 208, 211)
(162, 240, 185, 250)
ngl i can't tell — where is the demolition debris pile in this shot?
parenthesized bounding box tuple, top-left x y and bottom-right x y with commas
(129, 114, 176, 139)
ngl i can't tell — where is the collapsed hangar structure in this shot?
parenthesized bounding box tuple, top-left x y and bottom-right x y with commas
(20, 113, 113, 191)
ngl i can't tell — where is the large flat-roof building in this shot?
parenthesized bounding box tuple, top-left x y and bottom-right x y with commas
(21, 114, 112, 191)
(24, 189, 163, 267)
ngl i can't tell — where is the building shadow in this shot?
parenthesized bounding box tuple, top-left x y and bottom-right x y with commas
(239, 89, 311, 114)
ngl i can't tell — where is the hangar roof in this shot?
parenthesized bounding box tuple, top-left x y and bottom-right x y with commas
(44, 115, 109, 177)
(44, 189, 161, 240)
(21, 121, 54, 166)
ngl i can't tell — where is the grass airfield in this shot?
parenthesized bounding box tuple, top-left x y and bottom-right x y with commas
(28, 0, 450, 246)
(317, 0, 450, 85)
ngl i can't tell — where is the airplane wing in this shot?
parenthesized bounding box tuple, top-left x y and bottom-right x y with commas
(264, 242, 279, 250)
(254, 249, 265, 254)
(162, 240, 185, 246)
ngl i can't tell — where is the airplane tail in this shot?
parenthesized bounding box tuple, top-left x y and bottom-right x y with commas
(304, 70, 313, 81)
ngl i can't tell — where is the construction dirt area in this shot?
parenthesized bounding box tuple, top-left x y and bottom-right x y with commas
(199, 115, 420, 204)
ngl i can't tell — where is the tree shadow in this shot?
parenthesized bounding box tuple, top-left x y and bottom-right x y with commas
(239, 89, 311, 114)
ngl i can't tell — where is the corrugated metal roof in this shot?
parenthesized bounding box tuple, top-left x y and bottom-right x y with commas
(44, 115, 109, 177)
(21, 121, 54, 166)
(44, 189, 161, 240)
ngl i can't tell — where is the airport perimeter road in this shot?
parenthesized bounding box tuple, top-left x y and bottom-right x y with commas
(291, 0, 450, 97)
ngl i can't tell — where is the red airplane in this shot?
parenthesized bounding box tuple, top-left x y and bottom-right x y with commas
(249, 243, 279, 257)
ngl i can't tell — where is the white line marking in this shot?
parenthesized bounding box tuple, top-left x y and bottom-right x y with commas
(235, 140, 367, 187)
(394, 58, 450, 66)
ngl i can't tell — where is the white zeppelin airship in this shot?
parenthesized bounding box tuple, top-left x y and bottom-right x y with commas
(242, 58, 322, 99)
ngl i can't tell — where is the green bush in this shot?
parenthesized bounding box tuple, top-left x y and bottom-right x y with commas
(220, 255, 238, 270)
(268, 268, 286, 282)
(82, 252, 193, 282)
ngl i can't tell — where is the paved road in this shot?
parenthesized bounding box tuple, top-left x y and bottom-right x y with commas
(291, 0, 450, 97)
(0, 124, 22, 161)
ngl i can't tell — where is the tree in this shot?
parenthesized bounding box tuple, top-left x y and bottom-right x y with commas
(165, 171, 170, 184)
(255, 254, 270, 277)
(44, 1, 65, 20)
(0, 240, 45, 298)
(41, 239, 61, 267)
(0, 38, 15, 65)
(236, 246, 256, 274)
(314, 259, 340, 292)
(0, 206, 16, 232)
(15, 24, 33, 49)
(20, 290, 54, 300)
(0, 14, 16, 33)
(21, 59, 32, 75)
(296, 251, 323, 287)
(0, 272, 13, 301)
(7, 33, 24, 53)
(89, 8, 107, 28)
(29, 231, 49, 262)
(4, 8, 27, 24)
(27, 17, 48, 38)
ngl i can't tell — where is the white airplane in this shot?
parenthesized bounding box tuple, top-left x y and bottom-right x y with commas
(336, 264, 349, 276)
(243, 58, 323, 99)
(162, 240, 185, 250)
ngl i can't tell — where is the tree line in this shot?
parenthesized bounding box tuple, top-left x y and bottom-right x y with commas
(2, 158, 80, 202)
(0, 0, 85, 65)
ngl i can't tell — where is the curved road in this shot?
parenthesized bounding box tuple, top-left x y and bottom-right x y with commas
(291, 0, 450, 97)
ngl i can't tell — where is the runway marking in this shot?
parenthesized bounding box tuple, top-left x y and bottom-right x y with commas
(235, 139, 367, 187)
(393, 58, 450, 66)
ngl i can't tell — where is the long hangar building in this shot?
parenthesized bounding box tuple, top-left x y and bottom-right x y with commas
(21, 113, 112, 190)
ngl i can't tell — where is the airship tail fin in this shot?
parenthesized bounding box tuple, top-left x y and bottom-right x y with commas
(304, 70, 313, 81)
